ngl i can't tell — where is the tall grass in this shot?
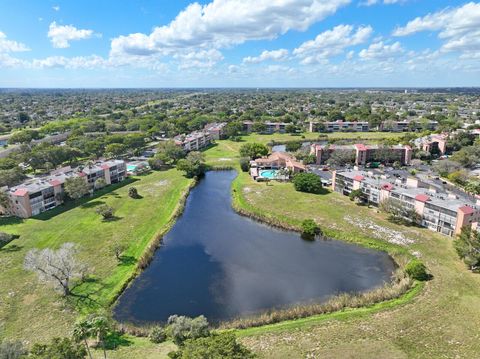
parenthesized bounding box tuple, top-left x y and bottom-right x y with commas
(220, 270, 413, 330)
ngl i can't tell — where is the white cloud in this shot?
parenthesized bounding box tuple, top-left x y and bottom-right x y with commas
(243, 49, 289, 64)
(52, 5, 60, 11)
(359, 41, 404, 59)
(174, 49, 224, 69)
(360, 0, 404, 6)
(31, 55, 107, 69)
(110, 0, 350, 58)
(47, 21, 97, 48)
(393, 2, 480, 58)
(293, 24, 372, 64)
(0, 32, 30, 53)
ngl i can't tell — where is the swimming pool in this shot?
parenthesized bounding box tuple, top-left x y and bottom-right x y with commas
(259, 169, 279, 179)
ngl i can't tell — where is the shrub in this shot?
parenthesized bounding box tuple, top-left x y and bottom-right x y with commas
(292, 173, 322, 194)
(30, 337, 86, 359)
(149, 326, 167, 344)
(168, 332, 255, 359)
(128, 187, 140, 199)
(96, 204, 115, 220)
(239, 143, 269, 159)
(285, 141, 302, 152)
(301, 219, 322, 240)
(0, 340, 26, 359)
(405, 259, 429, 281)
(239, 157, 250, 172)
(167, 315, 210, 345)
(0, 232, 14, 249)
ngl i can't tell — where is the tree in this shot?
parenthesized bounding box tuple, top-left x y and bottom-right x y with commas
(148, 156, 166, 170)
(105, 143, 127, 158)
(252, 122, 267, 133)
(168, 332, 255, 359)
(285, 142, 302, 152)
(157, 141, 186, 164)
(285, 124, 297, 134)
(349, 189, 364, 204)
(111, 240, 127, 261)
(30, 337, 86, 359)
(149, 326, 167, 344)
(17, 112, 31, 124)
(64, 176, 90, 200)
(465, 181, 480, 195)
(224, 121, 243, 139)
(454, 227, 480, 272)
(379, 198, 420, 225)
(73, 319, 94, 359)
(432, 160, 462, 177)
(24, 243, 86, 296)
(239, 157, 250, 172)
(0, 168, 26, 188)
(326, 150, 356, 167)
(239, 143, 269, 159)
(176, 152, 206, 178)
(301, 219, 322, 240)
(0, 340, 26, 359)
(88, 315, 111, 359)
(292, 173, 322, 194)
(167, 315, 210, 346)
(405, 259, 429, 281)
(94, 178, 107, 190)
(128, 187, 140, 199)
(96, 204, 115, 220)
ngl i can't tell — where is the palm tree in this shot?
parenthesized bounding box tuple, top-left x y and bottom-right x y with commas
(73, 319, 93, 359)
(89, 315, 110, 359)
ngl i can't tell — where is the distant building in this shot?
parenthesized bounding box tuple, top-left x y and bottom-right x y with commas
(242, 121, 289, 134)
(3, 160, 126, 218)
(174, 131, 212, 151)
(333, 169, 480, 236)
(310, 143, 412, 166)
(249, 152, 305, 180)
(204, 122, 227, 140)
(308, 120, 370, 133)
(413, 133, 448, 155)
(380, 120, 438, 132)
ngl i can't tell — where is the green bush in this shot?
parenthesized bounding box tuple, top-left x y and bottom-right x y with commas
(0, 232, 14, 249)
(30, 338, 86, 359)
(167, 315, 210, 346)
(168, 332, 255, 359)
(0, 340, 26, 359)
(301, 219, 322, 240)
(149, 326, 167, 343)
(292, 173, 322, 194)
(405, 259, 429, 281)
(239, 157, 250, 172)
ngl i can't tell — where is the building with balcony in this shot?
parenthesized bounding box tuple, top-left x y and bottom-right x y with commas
(310, 143, 412, 166)
(332, 169, 480, 236)
(174, 131, 212, 151)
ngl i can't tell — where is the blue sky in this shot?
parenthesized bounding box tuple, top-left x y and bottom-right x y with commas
(0, 0, 479, 87)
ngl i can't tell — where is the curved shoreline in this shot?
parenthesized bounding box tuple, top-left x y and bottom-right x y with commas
(111, 169, 422, 334)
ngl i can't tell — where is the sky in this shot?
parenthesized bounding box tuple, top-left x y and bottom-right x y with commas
(0, 0, 479, 88)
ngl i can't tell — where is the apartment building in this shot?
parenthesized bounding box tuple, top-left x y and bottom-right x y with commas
(413, 133, 448, 155)
(308, 121, 370, 133)
(242, 121, 289, 134)
(174, 131, 212, 151)
(310, 143, 412, 166)
(204, 122, 227, 140)
(380, 120, 438, 132)
(4, 160, 126, 218)
(332, 169, 480, 236)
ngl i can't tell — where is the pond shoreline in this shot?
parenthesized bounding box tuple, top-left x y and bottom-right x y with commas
(110, 170, 420, 333)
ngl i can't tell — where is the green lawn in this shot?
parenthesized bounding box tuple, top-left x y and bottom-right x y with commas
(0, 169, 192, 343)
(232, 173, 480, 358)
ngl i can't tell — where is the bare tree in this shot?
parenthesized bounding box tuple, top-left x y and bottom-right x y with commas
(24, 243, 86, 296)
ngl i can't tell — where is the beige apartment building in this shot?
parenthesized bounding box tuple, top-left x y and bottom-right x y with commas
(4, 160, 126, 218)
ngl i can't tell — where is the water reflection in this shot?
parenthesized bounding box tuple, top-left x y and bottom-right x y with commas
(114, 171, 394, 324)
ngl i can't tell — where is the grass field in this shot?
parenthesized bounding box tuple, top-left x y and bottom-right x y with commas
(230, 172, 480, 358)
(0, 169, 192, 344)
(2, 132, 478, 358)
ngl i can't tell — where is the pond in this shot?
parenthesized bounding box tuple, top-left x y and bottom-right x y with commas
(113, 171, 395, 324)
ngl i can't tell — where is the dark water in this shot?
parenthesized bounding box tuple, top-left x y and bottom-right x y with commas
(114, 171, 395, 324)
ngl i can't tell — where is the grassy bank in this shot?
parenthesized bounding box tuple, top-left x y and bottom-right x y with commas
(0, 169, 193, 343)
(228, 169, 480, 358)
